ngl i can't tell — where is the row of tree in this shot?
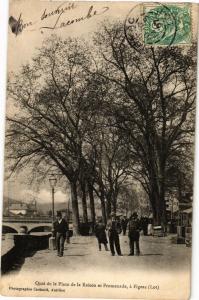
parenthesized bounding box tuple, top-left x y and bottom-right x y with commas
(6, 22, 196, 234)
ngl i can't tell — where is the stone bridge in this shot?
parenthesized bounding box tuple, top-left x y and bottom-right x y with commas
(2, 216, 53, 234)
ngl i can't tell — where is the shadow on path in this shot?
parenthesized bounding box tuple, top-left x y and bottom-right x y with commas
(72, 242, 92, 245)
(1, 248, 37, 276)
(63, 254, 88, 257)
(141, 253, 163, 256)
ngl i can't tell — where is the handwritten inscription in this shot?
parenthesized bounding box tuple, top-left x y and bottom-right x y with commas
(9, 3, 109, 36)
(41, 3, 76, 21)
(40, 6, 109, 31)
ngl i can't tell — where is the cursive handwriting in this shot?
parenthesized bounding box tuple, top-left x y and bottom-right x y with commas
(40, 5, 109, 31)
(9, 14, 33, 36)
(9, 4, 109, 36)
(41, 2, 76, 21)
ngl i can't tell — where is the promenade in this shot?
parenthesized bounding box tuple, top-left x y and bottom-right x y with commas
(5, 234, 191, 275)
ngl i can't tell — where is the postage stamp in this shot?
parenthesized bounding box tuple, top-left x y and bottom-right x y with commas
(143, 4, 192, 46)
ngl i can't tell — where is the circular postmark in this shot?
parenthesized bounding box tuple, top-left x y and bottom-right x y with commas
(124, 3, 191, 49)
(124, 4, 144, 52)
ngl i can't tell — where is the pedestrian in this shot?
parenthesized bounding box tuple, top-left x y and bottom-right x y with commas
(148, 218, 153, 236)
(62, 211, 71, 244)
(121, 216, 128, 235)
(128, 212, 141, 256)
(53, 211, 69, 257)
(107, 213, 122, 256)
(66, 231, 71, 244)
(94, 218, 109, 251)
(141, 216, 149, 236)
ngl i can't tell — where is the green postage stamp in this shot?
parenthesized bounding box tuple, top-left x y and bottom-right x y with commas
(143, 4, 192, 45)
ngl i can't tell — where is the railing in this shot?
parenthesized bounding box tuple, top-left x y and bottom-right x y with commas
(3, 215, 73, 223)
(3, 216, 52, 223)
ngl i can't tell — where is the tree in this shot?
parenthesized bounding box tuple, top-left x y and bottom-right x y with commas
(117, 184, 140, 216)
(166, 144, 194, 205)
(82, 86, 132, 220)
(6, 36, 103, 234)
(6, 22, 196, 229)
(95, 124, 131, 216)
(93, 23, 196, 225)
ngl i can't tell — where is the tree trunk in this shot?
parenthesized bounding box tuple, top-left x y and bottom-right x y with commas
(112, 199, 117, 214)
(112, 189, 118, 215)
(149, 193, 156, 224)
(150, 181, 167, 227)
(149, 182, 161, 226)
(100, 189, 107, 224)
(159, 184, 167, 228)
(159, 161, 167, 228)
(88, 182, 96, 226)
(70, 180, 80, 235)
(101, 199, 107, 224)
(106, 199, 112, 219)
(81, 181, 88, 223)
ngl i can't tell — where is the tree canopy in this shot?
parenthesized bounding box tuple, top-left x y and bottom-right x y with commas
(6, 22, 196, 232)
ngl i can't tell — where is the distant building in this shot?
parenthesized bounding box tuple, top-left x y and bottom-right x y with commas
(9, 203, 28, 215)
(9, 200, 37, 216)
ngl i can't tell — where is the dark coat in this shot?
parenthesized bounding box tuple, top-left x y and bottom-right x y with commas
(53, 219, 69, 237)
(95, 222, 108, 244)
(128, 218, 141, 240)
(121, 218, 128, 229)
(107, 219, 122, 237)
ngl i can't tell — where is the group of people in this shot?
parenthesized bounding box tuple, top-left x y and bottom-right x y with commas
(95, 212, 141, 256)
(53, 211, 145, 257)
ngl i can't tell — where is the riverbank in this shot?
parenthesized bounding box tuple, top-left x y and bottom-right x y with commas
(1, 233, 51, 274)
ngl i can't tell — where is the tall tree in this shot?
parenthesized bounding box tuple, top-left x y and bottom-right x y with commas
(6, 36, 103, 234)
(93, 23, 196, 225)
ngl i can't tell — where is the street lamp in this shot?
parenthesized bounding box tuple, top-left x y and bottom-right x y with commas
(104, 198, 108, 224)
(49, 174, 57, 223)
(49, 174, 57, 251)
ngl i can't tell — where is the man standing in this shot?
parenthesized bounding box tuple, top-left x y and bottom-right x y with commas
(128, 212, 141, 256)
(107, 213, 122, 256)
(53, 211, 69, 257)
(141, 216, 149, 236)
(121, 216, 128, 235)
(62, 211, 71, 244)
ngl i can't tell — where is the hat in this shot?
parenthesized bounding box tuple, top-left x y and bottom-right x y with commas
(57, 211, 62, 217)
(132, 212, 138, 218)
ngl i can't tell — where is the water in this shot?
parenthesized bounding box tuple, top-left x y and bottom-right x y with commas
(1, 235, 15, 256)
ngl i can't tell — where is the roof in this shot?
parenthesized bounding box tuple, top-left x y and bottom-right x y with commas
(9, 203, 28, 210)
(181, 208, 192, 214)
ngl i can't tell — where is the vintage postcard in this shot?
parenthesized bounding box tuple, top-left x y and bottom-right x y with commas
(1, 1, 198, 299)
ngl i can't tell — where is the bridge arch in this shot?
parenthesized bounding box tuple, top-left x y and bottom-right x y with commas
(28, 225, 52, 234)
(2, 225, 18, 234)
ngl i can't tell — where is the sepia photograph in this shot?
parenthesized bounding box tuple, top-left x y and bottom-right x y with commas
(1, 1, 199, 299)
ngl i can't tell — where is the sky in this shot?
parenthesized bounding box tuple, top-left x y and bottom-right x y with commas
(8, 1, 133, 72)
(4, 177, 70, 204)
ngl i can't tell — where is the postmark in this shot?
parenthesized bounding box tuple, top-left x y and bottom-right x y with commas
(124, 4, 144, 52)
(143, 4, 192, 46)
(124, 3, 192, 49)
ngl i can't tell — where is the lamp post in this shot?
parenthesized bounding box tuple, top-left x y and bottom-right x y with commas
(104, 198, 108, 224)
(49, 174, 57, 250)
(67, 197, 70, 221)
(49, 175, 57, 223)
